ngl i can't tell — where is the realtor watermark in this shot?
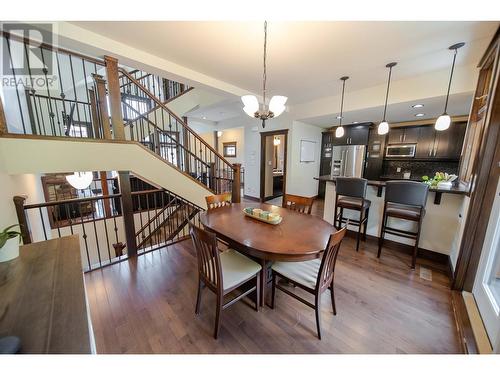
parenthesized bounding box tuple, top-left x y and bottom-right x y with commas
(1, 22, 59, 90)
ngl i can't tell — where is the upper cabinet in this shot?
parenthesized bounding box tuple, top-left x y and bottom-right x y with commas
(330, 124, 370, 146)
(414, 122, 467, 160)
(387, 127, 419, 144)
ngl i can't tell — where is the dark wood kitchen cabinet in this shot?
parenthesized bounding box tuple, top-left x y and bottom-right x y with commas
(415, 122, 466, 160)
(387, 127, 419, 144)
(330, 124, 370, 146)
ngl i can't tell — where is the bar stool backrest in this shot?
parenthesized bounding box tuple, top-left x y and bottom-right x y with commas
(336, 177, 368, 198)
(385, 181, 429, 208)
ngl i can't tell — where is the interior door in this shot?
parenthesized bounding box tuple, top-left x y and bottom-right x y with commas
(472, 177, 500, 352)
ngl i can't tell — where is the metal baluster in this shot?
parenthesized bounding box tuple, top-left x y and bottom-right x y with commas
(79, 202, 92, 270)
(39, 47, 57, 135)
(100, 198, 112, 261)
(68, 55, 83, 137)
(4, 36, 27, 133)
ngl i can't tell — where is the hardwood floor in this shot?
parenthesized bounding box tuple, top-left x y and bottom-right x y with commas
(85, 208, 462, 353)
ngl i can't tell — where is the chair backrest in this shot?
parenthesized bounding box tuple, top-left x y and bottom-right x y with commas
(205, 192, 232, 210)
(385, 180, 429, 207)
(335, 177, 367, 199)
(189, 224, 222, 291)
(316, 226, 347, 292)
(282, 194, 314, 215)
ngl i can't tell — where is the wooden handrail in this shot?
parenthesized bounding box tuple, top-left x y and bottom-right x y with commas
(118, 68, 234, 171)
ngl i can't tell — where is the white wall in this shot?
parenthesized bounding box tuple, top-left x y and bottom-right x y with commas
(217, 127, 245, 166)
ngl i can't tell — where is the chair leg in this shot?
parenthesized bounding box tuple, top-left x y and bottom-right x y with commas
(315, 293, 322, 340)
(255, 273, 260, 312)
(330, 281, 336, 316)
(363, 208, 369, 241)
(271, 272, 276, 309)
(214, 292, 223, 339)
(195, 279, 203, 315)
(412, 218, 424, 269)
(356, 210, 362, 251)
(377, 212, 387, 258)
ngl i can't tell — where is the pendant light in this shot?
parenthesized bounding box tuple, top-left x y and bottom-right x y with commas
(377, 62, 397, 135)
(66, 171, 93, 190)
(435, 42, 465, 131)
(335, 76, 349, 138)
(241, 21, 287, 128)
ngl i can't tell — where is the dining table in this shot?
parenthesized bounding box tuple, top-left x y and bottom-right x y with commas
(199, 202, 337, 306)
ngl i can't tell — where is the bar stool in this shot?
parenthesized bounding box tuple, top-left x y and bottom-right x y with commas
(377, 180, 429, 269)
(333, 177, 371, 251)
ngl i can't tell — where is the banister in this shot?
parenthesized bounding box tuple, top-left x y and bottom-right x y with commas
(118, 68, 235, 171)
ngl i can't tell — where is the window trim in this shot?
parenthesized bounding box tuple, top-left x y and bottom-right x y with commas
(223, 141, 237, 158)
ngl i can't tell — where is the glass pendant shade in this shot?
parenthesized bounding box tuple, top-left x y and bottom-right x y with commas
(435, 114, 451, 131)
(66, 172, 93, 190)
(269, 95, 288, 117)
(335, 126, 345, 138)
(241, 95, 259, 117)
(378, 121, 389, 135)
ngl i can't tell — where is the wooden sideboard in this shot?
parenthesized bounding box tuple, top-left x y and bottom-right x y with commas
(0, 235, 92, 353)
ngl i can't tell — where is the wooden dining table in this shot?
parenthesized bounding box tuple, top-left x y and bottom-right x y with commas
(199, 202, 336, 306)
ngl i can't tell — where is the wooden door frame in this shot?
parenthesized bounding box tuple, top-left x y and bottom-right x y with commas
(453, 30, 500, 291)
(260, 129, 288, 202)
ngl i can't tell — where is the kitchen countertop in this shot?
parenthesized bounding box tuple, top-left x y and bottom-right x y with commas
(315, 175, 469, 195)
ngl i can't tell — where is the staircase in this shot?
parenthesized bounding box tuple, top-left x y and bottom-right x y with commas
(0, 30, 240, 271)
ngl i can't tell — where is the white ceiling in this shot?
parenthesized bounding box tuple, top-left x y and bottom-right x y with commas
(303, 92, 473, 128)
(73, 21, 497, 105)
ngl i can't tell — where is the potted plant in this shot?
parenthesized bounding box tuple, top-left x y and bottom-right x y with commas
(422, 172, 457, 189)
(0, 224, 22, 263)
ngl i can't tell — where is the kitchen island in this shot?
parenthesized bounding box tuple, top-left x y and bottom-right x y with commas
(315, 175, 470, 264)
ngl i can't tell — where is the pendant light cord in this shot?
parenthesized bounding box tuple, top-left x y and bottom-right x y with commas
(262, 21, 267, 111)
(382, 65, 393, 122)
(339, 78, 346, 126)
(443, 48, 458, 114)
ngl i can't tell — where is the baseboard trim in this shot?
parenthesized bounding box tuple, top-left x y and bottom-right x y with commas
(243, 194, 260, 202)
(462, 291, 493, 354)
(346, 230, 451, 268)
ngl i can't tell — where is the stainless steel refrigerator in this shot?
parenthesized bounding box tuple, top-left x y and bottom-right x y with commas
(331, 145, 366, 177)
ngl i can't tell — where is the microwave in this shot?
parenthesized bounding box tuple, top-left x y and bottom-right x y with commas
(385, 144, 416, 158)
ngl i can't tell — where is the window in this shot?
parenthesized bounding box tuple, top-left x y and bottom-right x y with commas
(223, 142, 237, 157)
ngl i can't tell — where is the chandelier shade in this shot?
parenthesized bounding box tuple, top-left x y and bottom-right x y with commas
(66, 172, 93, 190)
(241, 95, 259, 117)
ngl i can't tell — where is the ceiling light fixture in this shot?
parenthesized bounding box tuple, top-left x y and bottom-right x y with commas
(412, 104, 424, 108)
(66, 171, 93, 190)
(241, 21, 287, 128)
(435, 42, 465, 131)
(217, 131, 223, 137)
(353, 121, 359, 124)
(415, 113, 425, 117)
(335, 76, 349, 138)
(377, 62, 397, 135)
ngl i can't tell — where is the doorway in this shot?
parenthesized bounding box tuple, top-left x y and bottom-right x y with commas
(260, 130, 288, 202)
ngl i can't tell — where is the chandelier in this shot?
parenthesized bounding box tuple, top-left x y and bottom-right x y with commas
(241, 21, 287, 128)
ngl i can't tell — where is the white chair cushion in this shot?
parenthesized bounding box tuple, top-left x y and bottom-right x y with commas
(271, 259, 321, 289)
(220, 249, 261, 291)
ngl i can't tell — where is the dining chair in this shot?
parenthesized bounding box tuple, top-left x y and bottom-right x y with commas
(333, 177, 371, 251)
(378, 180, 429, 269)
(205, 192, 232, 210)
(270, 226, 347, 339)
(282, 193, 314, 215)
(189, 224, 261, 339)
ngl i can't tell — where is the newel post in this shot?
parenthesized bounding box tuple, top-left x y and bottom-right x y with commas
(92, 74, 112, 140)
(232, 163, 241, 203)
(104, 55, 125, 141)
(13, 196, 32, 245)
(118, 171, 137, 256)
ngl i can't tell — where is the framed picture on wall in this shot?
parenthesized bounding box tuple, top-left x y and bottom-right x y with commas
(300, 140, 316, 162)
(223, 142, 237, 157)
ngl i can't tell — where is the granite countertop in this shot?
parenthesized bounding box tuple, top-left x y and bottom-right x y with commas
(315, 175, 469, 195)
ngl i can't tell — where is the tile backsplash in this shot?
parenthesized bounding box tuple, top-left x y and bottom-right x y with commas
(382, 160, 459, 180)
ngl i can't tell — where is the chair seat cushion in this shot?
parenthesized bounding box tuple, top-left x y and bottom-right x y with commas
(386, 203, 424, 221)
(271, 259, 321, 289)
(337, 197, 371, 210)
(220, 249, 261, 291)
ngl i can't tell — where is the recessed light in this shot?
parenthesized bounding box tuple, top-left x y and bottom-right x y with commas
(415, 113, 425, 117)
(353, 121, 359, 124)
(336, 115, 343, 119)
(412, 104, 424, 108)
(202, 116, 207, 120)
